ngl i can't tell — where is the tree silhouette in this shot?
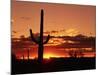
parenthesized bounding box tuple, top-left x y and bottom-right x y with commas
(30, 9, 50, 63)
(68, 49, 84, 58)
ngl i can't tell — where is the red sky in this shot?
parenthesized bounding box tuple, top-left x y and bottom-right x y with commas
(12, 1, 96, 38)
(11, 1, 96, 59)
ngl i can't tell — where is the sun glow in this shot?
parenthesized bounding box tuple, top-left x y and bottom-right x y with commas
(43, 53, 58, 59)
(43, 53, 66, 59)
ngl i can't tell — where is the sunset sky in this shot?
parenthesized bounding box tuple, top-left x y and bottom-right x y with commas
(11, 0, 96, 59)
(12, 0, 96, 38)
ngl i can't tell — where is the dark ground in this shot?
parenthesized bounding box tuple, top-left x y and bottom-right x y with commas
(11, 57, 96, 75)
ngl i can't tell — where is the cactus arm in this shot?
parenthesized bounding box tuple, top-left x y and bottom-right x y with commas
(43, 35, 50, 44)
(30, 29, 39, 44)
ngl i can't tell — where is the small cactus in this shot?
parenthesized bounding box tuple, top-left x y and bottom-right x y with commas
(22, 54, 24, 60)
(27, 49, 29, 60)
(30, 9, 50, 63)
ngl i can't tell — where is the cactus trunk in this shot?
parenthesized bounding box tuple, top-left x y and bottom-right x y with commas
(38, 10, 44, 63)
(38, 43, 43, 63)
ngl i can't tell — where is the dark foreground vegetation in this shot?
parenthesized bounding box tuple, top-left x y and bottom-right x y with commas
(12, 56, 96, 75)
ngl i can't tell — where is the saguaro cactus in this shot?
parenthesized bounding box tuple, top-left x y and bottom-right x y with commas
(30, 9, 50, 63)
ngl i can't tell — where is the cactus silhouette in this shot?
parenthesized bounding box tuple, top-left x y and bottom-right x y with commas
(30, 9, 50, 63)
(27, 49, 29, 60)
(22, 54, 24, 60)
